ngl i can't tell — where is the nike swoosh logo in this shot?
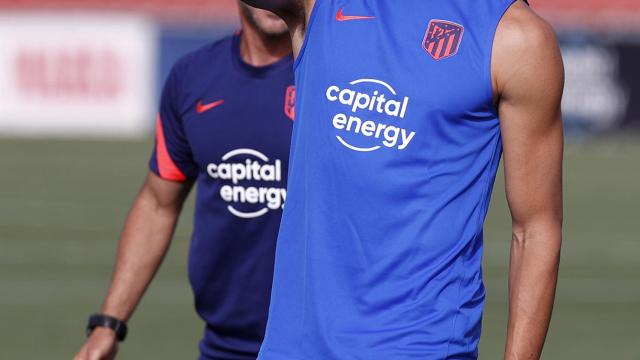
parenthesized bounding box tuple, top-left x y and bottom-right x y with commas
(196, 99, 224, 114)
(336, 8, 375, 22)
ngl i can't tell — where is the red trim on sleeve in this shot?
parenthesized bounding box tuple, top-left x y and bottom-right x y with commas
(155, 114, 187, 181)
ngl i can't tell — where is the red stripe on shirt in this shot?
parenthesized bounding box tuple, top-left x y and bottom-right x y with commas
(155, 114, 187, 181)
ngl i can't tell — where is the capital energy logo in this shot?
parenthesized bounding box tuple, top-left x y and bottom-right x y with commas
(207, 148, 286, 219)
(326, 79, 416, 152)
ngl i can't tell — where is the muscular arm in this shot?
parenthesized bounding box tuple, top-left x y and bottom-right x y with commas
(100, 172, 192, 321)
(493, 2, 564, 359)
(74, 172, 192, 360)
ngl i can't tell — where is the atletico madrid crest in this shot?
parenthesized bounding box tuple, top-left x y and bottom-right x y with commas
(422, 20, 464, 60)
(284, 85, 295, 121)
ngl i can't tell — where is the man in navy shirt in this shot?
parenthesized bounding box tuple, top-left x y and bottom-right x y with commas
(74, 3, 294, 359)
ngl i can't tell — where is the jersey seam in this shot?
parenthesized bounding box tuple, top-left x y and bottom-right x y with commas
(172, 51, 200, 177)
(445, 0, 515, 355)
(471, 136, 503, 355)
(484, 0, 519, 113)
(445, 244, 467, 358)
(445, 133, 501, 358)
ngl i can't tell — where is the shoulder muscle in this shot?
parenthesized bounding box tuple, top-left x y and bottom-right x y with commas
(492, 0, 564, 110)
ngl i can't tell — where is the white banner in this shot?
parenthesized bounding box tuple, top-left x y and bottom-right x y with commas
(0, 12, 156, 137)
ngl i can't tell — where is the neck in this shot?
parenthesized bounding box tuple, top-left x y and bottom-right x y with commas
(239, 24, 292, 67)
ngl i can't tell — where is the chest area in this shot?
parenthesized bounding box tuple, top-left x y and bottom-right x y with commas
(180, 76, 295, 168)
(304, 0, 493, 112)
(295, 2, 498, 156)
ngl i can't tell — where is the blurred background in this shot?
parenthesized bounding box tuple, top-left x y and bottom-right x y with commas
(0, 0, 638, 359)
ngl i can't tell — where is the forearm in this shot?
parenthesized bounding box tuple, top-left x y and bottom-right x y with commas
(100, 185, 183, 321)
(505, 220, 562, 359)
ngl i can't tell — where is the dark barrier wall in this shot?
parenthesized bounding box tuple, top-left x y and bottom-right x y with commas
(154, 28, 640, 136)
(543, 35, 640, 135)
(618, 42, 640, 129)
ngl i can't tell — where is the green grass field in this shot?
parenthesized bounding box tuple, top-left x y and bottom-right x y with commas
(1, 137, 639, 359)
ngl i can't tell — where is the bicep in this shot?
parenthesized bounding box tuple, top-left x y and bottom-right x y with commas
(142, 171, 193, 211)
(150, 65, 198, 182)
(493, 4, 564, 226)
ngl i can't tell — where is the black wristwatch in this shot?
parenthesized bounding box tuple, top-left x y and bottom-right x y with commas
(86, 314, 128, 342)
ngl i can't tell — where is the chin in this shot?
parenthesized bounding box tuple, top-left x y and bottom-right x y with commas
(265, 28, 289, 37)
(258, 22, 289, 37)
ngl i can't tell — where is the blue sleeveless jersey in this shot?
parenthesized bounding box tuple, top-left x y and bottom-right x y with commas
(258, 1, 515, 359)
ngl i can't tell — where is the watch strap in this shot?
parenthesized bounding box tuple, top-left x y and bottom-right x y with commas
(87, 313, 128, 342)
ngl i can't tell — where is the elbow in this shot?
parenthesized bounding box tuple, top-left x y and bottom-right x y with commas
(511, 217, 563, 254)
(511, 208, 563, 244)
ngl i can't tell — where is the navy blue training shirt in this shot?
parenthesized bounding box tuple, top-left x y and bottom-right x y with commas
(149, 33, 294, 359)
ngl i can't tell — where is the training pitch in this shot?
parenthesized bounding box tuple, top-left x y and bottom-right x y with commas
(0, 137, 638, 359)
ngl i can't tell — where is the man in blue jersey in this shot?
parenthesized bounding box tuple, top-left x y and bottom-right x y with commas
(242, 0, 564, 359)
(74, 3, 295, 360)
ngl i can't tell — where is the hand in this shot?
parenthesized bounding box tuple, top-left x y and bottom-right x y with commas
(73, 327, 119, 360)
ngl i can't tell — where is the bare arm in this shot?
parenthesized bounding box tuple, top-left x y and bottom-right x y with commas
(74, 172, 192, 360)
(493, 2, 564, 359)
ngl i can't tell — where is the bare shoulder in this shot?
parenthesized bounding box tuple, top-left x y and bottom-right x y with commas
(497, 1, 558, 48)
(492, 0, 564, 99)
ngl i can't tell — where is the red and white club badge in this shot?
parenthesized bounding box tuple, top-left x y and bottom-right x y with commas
(284, 85, 295, 121)
(422, 20, 464, 60)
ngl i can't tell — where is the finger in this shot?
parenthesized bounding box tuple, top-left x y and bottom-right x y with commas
(105, 344, 119, 360)
(73, 348, 87, 360)
(87, 349, 103, 360)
